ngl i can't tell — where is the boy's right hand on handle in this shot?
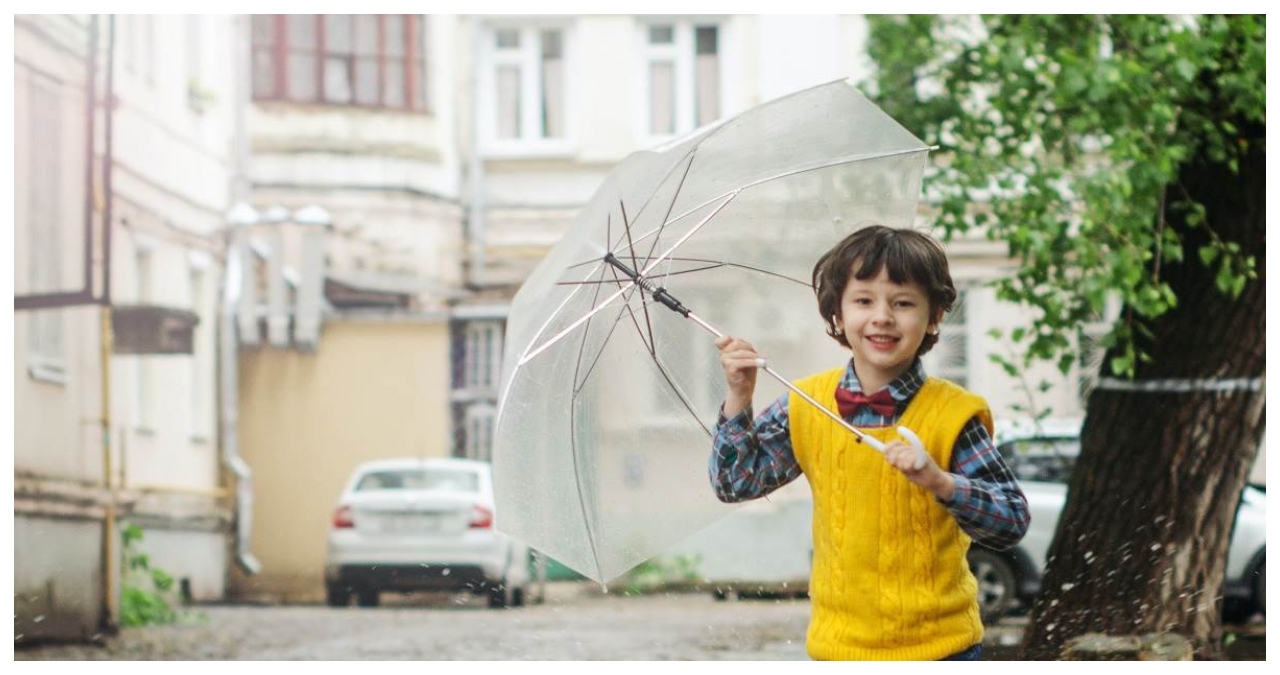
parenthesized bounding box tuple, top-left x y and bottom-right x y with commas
(715, 335, 759, 418)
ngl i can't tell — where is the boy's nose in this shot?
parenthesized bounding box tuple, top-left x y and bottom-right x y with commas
(871, 303, 894, 323)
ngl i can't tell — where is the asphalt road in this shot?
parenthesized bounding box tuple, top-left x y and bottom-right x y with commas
(13, 582, 1265, 661)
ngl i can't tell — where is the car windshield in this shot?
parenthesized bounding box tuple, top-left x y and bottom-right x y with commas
(354, 468, 480, 492)
(1000, 437, 1079, 483)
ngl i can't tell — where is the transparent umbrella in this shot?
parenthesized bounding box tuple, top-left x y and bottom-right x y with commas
(493, 78, 931, 584)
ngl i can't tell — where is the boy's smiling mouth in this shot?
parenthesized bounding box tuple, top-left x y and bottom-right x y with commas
(865, 334, 900, 349)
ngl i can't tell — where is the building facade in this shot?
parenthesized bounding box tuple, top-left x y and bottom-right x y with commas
(14, 14, 240, 641)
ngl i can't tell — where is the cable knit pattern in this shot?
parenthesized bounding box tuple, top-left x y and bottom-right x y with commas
(790, 367, 990, 661)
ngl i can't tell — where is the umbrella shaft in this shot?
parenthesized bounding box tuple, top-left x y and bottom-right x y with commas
(685, 312, 879, 448)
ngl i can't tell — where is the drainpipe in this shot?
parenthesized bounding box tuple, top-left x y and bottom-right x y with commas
(467, 16, 486, 289)
(96, 13, 120, 631)
(220, 14, 261, 575)
(220, 224, 260, 574)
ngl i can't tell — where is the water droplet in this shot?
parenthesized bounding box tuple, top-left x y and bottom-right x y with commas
(1150, 544, 1161, 551)
(442, 568, 450, 576)
(33, 615, 45, 623)
(1061, 583, 1076, 591)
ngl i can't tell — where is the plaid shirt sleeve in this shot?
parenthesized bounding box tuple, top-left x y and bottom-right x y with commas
(709, 395, 802, 503)
(940, 416, 1031, 551)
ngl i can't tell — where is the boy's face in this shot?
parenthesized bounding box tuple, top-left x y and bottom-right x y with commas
(836, 264, 936, 389)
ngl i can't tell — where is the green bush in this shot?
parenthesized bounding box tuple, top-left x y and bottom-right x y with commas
(119, 522, 181, 627)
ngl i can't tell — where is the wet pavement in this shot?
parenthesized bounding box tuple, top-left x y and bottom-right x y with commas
(14, 582, 1265, 660)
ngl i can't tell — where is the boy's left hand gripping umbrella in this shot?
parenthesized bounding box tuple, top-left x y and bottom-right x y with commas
(491, 78, 933, 584)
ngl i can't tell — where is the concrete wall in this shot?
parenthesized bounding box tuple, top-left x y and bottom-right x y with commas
(13, 517, 105, 642)
(229, 319, 452, 601)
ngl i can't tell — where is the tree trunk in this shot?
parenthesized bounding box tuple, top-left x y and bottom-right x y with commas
(1019, 125, 1265, 659)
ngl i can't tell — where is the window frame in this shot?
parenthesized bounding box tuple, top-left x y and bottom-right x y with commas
(477, 21, 574, 158)
(133, 243, 155, 431)
(635, 18, 726, 146)
(922, 285, 971, 388)
(462, 320, 504, 392)
(464, 403, 497, 462)
(251, 14, 430, 113)
(24, 71, 68, 384)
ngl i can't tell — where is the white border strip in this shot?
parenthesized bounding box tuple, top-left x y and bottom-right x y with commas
(1094, 377, 1263, 393)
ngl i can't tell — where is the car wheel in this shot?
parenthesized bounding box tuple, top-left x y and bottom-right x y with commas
(325, 583, 351, 608)
(968, 549, 1017, 623)
(487, 582, 514, 609)
(1254, 558, 1265, 616)
(356, 587, 380, 608)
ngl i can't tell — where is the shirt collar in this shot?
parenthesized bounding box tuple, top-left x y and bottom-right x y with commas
(838, 357, 926, 403)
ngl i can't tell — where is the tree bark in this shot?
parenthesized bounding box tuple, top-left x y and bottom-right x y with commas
(1019, 122, 1265, 659)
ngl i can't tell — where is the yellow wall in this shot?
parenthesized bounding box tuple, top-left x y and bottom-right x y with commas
(229, 318, 451, 601)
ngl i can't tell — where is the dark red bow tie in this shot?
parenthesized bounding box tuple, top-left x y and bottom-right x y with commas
(835, 388, 897, 418)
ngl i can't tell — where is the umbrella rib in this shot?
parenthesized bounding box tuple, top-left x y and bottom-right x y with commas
(517, 281, 635, 366)
(639, 191, 738, 279)
(608, 258, 658, 358)
(642, 148, 697, 270)
(566, 383, 604, 581)
(555, 259, 810, 289)
(653, 258, 812, 287)
(620, 196, 661, 355)
(610, 147, 931, 252)
(645, 329, 714, 438)
(565, 258, 622, 582)
(571, 287, 652, 396)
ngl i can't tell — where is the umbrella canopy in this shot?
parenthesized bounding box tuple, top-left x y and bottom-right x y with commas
(493, 78, 931, 583)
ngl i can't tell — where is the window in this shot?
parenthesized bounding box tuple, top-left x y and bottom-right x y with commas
(923, 287, 969, 388)
(464, 404, 496, 462)
(251, 15, 429, 112)
(134, 247, 154, 429)
(641, 20, 722, 138)
(185, 16, 201, 84)
(122, 15, 137, 74)
(142, 15, 156, 86)
(25, 74, 65, 380)
(481, 24, 568, 152)
(356, 468, 479, 492)
(462, 321, 503, 390)
(189, 266, 210, 438)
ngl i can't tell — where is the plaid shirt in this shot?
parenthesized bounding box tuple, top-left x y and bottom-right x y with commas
(710, 359, 1029, 551)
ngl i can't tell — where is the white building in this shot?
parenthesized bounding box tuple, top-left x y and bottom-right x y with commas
(14, 14, 241, 640)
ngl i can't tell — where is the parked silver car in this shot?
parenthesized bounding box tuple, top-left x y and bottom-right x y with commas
(324, 457, 531, 608)
(968, 419, 1266, 623)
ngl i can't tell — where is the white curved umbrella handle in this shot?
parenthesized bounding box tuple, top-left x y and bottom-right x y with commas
(896, 425, 930, 471)
(855, 425, 928, 470)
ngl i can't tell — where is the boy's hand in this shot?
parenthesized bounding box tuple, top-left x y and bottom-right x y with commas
(715, 335, 759, 418)
(883, 440, 955, 501)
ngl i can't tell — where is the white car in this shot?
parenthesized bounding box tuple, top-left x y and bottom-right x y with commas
(324, 457, 531, 608)
(968, 419, 1266, 623)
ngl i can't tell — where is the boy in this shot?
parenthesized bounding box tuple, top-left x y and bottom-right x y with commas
(712, 225, 1029, 661)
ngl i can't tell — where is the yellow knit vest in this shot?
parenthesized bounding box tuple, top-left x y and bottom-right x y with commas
(789, 367, 992, 660)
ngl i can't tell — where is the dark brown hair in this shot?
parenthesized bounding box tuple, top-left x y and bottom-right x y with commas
(811, 225, 956, 356)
